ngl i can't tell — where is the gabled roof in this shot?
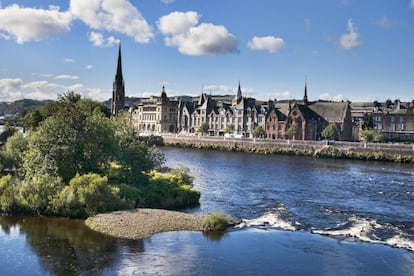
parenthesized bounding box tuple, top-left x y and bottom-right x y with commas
(266, 108, 287, 121)
(295, 104, 324, 122)
(274, 103, 290, 116)
(309, 102, 349, 123)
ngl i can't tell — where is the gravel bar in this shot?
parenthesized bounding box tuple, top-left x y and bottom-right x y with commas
(85, 208, 206, 240)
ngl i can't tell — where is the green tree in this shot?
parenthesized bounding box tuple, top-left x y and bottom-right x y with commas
(1, 131, 28, 175)
(362, 113, 375, 130)
(111, 113, 159, 184)
(23, 94, 116, 183)
(359, 129, 383, 143)
(321, 123, 338, 140)
(286, 122, 298, 139)
(0, 126, 17, 144)
(224, 124, 234, 134)
(198, 122, 209, 135)
(252, 125, 265, 138)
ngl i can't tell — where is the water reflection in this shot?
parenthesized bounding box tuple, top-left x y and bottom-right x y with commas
(0, 216, 144, 275)
(1, 215, 414, 275)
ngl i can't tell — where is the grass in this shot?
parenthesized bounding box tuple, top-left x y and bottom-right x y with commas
(202, 212, 236, 231)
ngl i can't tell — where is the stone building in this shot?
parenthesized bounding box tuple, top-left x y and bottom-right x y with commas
(265, 84, 353, 141)
(351, 100, 414, 142)
(131, 86, 178, 133)
(177, 83, 267, 137)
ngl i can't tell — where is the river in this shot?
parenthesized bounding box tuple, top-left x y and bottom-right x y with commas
(1, 147, 413, 275)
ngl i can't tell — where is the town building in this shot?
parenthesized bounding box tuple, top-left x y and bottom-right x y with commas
(177, 83, 267, 137)
(265, 83, 353, 141)
(131, 86, 178, 133)
(351, 100, 414, 142)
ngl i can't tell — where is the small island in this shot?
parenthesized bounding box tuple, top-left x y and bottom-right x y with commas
(86, 208, 206, 239)
(0, 93, 200, 219)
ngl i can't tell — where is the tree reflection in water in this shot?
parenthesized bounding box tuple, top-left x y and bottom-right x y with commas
(0, 216, 144, 275)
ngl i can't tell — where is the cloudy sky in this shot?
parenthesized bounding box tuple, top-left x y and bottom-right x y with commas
(0, 0, 413, 103)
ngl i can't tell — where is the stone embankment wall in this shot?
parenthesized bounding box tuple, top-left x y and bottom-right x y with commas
(162, 134, 414, 163)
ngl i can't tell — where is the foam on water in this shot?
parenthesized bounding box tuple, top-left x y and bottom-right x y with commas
(237, 204, 298, 231)
(237, 211, 297, 231)
(238, 209, 414, 252)
(312, 215, 414, 252)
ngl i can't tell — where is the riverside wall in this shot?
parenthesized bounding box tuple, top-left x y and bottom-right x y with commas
(161, 134, 414, 163)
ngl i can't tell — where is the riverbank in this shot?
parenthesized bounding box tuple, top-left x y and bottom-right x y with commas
(85, 208, 206, 239)
(162, 135, 414, 163)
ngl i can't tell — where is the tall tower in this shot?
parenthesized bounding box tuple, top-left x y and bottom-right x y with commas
(111, 43, 125, 116)
(303, 78, 308, 106)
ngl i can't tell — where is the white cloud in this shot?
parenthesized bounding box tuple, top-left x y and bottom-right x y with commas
(32, 73, 54, 78)
(247, 36, 285, 53)
(411, 0, 414, 8)
(70, 0, 153, 43)
(158, 11, 238, 56)
(160, 0, 175, 4)
(158, 11, 199, 35)
(273, 91, 293, 100)
(0, 78, 108, 102)
(55, 74, 80, 80)
(64, 58, 74, 63)
(318, 93, 346, 102)
(88, 31, 119, 47)
(86, 65, 93, 70)
(203, 84, 235, 94)
(0, 78, 23, 89)
(339, 19, 361, 50)
(0, 4, 72, 44)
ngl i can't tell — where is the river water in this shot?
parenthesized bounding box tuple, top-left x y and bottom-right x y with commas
(1, 147, 413, 275)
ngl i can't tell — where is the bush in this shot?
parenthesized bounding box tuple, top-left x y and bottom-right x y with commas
(17, 174, 64, 215)
(0, 175, 18, 213)
(136, 170, 200, 209)
(313, 145, 343, 158)
(202, 212, 236, 231)
(54, 173, 132, 218)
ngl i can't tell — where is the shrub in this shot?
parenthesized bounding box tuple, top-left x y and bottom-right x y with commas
(137, 170, 200, 209)
(313, 145, 343, 158)
(17, 174, 64, 215)
(202, 212, 236, 231)
(54, 173, 132, 218)
(0, 175, 18, 213)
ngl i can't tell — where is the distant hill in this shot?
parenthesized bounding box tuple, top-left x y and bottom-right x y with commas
(0, 99, 50, 117)
(103, 96, 143, 109)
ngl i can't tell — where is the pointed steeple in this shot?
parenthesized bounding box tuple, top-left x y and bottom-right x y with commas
(303, 77, 308, 106)
(115, 43, 123, 81)
(237, 81, 242, 101)
(111, 43, 125, 116)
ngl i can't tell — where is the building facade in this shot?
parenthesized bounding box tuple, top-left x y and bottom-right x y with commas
(131, 86, 178, 133)
(176, 83, 267, 137)
(265, 84, 353, 141)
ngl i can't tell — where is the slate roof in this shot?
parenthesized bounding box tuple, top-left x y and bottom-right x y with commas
(309, 102, 349, 123)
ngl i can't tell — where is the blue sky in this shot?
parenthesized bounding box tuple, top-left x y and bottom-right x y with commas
(0, 0, 413, 103)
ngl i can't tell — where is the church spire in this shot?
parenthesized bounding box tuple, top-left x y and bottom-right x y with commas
(236, 81, 242, 103)
(115, 43, 123, 81)
(303, 77, 308, 106)
(111, 43, 125, 116)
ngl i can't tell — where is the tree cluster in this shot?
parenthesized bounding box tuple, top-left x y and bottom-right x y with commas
(0, 92, 198, 218)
